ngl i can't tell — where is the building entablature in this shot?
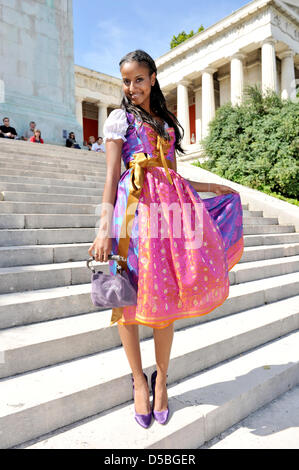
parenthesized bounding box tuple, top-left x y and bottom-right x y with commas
(75, 65, 122, 107)
(156, 0, 299, 91)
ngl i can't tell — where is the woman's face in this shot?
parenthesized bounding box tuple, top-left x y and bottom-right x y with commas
(121, 61, 156, 113)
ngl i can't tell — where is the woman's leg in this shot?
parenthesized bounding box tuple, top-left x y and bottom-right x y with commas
(153, 323, 174, 411)
(117, 324, 151, 415)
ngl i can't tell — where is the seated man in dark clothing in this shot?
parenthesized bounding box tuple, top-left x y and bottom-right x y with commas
(0, 117, 18, 139)
(66, 132, 81, 149)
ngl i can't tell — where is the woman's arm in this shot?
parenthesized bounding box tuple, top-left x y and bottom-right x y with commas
(187, 179, 239, 195)
(98, 139, 122, 233)
(171, 154, 238, 195)
(88, 139, 122, 262)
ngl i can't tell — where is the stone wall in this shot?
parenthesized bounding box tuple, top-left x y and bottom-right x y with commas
(0, 0, 82, 145)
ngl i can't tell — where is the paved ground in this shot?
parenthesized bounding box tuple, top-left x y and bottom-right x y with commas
(200, 385, 299, 449)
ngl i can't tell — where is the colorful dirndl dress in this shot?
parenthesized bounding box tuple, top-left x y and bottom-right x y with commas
(103, 109, 244, 329)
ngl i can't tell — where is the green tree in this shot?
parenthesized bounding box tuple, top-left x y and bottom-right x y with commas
(196, 86, 299, 199)
(170, 25, 204, 49)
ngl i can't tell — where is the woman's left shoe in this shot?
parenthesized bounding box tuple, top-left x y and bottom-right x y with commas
(132, 373, 152, 429)
(151, 370, 169, 425)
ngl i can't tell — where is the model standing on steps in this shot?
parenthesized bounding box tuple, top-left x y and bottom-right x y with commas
(88, 50, 244, 428)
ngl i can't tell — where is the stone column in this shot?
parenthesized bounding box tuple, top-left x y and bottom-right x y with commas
(279, 49, 296, 101)
(202, 68, 216, 138)
(218, 74, 230, 106)
(177, 80, 190, 145)
(194, 87, 202, 143)
(261, 38, 278, 94)
(98, 103, 108, 138)
(75, 97, 83, 127)
(231, 53, 245, 106)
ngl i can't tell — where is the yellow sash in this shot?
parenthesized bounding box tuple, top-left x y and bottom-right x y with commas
(110, 136, 174, 325)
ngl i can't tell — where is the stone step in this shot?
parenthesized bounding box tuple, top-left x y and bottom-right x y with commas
(0, 141, 106, 165)
(239, 243, 299, 263)
(0, 261, 107, 294)
(0, 153, 106, 174)
(0, 228, 97, 247)
(0, 283, 97, 329)
(243, 232, 299, 246)
(0, 190, 104, 204)
(0, 243, 92, 267)
(0, 160, 106, 179)
(243, 210, 263, 217)
(1, 242, 299, 269)
(1, 302, 299, 449)
(199, 385, 299, 449)
(0, 166, 105, 183)
(0, 254, 299, 295)
(0, 191, 257, 216)
(0, 290, 298, 380)
(0, 214, 99, 229)
(243, 225, 295, 235)
(0, 201, 271, 221)
(231, 254, 299, 284)
(0, 201, 99, 214)
(0, 174, 103, 190)
(0, 227, 298, 249)
(18, 329, 299, 450)
(0, 153, 106, 172)
(0, 270, 298, 330)
(0, 211, 293, 230)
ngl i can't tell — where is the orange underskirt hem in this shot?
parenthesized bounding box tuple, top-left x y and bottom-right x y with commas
(116, 289, 230, 329)
(116, 237, 244, 330)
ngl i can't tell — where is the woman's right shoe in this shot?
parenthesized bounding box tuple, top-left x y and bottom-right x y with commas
(151, 370, 169, 425)
(132, 373, 152, 429)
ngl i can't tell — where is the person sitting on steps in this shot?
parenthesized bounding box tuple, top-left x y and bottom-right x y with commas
(29, 129, 44, 144)
(0, 117, 18, 139)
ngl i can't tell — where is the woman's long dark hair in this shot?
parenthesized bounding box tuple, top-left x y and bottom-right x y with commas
(119, 50, 185, 154)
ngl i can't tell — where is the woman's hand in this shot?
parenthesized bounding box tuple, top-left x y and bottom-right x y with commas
(211, 183, 239, 196)
(88, 236, 112, 263)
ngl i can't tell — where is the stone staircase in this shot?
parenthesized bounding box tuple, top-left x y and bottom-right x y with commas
(0, 139, 299, 449)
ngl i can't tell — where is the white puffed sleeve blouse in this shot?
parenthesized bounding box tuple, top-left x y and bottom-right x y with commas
(103, 109, 129, 143)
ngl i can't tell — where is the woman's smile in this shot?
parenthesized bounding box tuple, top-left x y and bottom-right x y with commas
(121, 61, 156, 113)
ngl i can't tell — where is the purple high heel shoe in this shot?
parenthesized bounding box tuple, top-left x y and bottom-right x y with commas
(132, 373, 152, 429)
(151, 371, 169, 425)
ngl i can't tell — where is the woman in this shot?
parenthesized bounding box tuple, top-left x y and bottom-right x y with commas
(30, 129, 44, 144)
(66, 132, 81, 149)
(88, 50, 244, 428)
(87, 136, 96, 151)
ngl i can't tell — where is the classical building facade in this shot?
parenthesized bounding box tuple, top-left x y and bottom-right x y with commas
(74, 66, 122, 143)
(75, 0, 298, 154)
(156, 0, 299, 153)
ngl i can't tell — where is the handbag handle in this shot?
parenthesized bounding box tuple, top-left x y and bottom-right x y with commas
(86, 255, 127, 273)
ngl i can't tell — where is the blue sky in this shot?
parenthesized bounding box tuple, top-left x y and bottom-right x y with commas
(73, 0, 251, 78)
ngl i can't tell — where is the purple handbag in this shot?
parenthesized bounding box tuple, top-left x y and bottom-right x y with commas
(87, 255, 137, 308)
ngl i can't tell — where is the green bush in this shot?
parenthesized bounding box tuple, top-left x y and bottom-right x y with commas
(196, 86, 299, 199)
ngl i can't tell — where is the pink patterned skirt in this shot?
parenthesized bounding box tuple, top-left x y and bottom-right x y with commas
(110, 166, 244, 329)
